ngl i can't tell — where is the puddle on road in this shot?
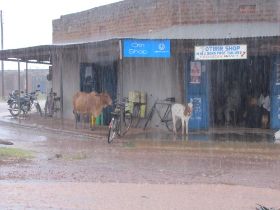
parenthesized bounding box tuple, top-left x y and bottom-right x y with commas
(124, 130, 277, 146)
(208, 132, 274, 143)
(0, 129, 14, 138)
(26, 135, 48, 142)
(0, 129, 47, 143)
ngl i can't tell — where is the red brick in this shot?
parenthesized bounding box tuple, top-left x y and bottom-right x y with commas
(52, 0, 279, 44)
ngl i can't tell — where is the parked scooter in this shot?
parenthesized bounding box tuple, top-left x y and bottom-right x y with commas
(7, 86, 42, 117)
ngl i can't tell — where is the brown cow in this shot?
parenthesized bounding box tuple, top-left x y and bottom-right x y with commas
(73, 91, 112, 128)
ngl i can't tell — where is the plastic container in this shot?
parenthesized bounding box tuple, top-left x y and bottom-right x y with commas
(125, 101, 134, 113)
(140, 105, 146, 118)
(95, 112, 104, 125)
(129, 91, 140, 103)
(140, 92, 147, 103)
(91, 115, 96, 126)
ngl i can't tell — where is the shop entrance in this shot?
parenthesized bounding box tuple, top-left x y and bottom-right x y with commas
(210, 56, 271, 129)
(80, 62, 118, 124)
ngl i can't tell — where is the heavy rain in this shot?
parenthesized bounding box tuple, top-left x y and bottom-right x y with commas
(0, 0, 280, 209)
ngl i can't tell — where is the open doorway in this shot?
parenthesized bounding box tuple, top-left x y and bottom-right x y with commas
(80, 62, 118, 124)
(210, 56, 271, 129)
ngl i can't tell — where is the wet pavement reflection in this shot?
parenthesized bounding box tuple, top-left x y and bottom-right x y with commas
(124, 127, 276, 145)
(0, 102, 280, 209)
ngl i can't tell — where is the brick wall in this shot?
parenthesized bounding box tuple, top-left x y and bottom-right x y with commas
(52, 0, 280, 44)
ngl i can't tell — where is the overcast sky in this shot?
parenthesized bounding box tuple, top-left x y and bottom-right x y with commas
(0, 0, 123, 49)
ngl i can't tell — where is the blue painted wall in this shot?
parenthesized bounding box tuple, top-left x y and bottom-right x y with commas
(186, 60, 209, 130)
(270, 55, 280, 129)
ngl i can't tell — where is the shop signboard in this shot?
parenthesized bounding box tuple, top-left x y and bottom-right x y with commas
(195, 44, 247, 60)
(123, 39, 170, 58)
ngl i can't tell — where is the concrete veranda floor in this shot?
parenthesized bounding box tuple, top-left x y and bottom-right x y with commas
(0, 101, 277, 146)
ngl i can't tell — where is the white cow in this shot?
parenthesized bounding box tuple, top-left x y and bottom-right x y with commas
(171, 102, 193, 135)
(274, 130, 280, 144)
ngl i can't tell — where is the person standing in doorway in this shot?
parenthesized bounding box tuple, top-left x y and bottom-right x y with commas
(224, 81, 240, 126)
(262, 91, 270, 128)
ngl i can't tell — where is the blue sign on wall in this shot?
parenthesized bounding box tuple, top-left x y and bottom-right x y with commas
(123, 39, 170, 58)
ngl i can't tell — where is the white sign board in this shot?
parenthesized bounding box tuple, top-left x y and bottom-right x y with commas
(195, 45, 247, 60)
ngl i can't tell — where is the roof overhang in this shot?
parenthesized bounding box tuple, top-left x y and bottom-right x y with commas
(0, 39, 120, 65)
(0, 45, 56, 64)
(0, 35, 279, 65)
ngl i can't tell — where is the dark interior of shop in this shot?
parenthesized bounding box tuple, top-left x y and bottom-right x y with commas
(210, 56, 271, 129)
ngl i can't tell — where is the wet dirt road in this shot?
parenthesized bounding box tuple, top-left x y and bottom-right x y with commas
(0, 121, 280, 209)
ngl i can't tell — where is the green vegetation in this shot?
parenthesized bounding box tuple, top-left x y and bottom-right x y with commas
(0, 147, 33, 160)
(123, 141, 136, 148)
(62, 152, 88, 161)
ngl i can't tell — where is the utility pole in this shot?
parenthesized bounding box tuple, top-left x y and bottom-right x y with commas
(0, 10, 4, 99)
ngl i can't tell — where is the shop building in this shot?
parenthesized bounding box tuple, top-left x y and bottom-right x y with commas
(0, 0, 279, 130)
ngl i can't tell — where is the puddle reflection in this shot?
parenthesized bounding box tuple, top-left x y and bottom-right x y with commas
(125, 130, 276, 145)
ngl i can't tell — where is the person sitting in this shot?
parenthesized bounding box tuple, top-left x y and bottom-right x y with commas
(224, 82, 240, 126)
(261, 92, 270, 128)
(246, 95, 261, 128)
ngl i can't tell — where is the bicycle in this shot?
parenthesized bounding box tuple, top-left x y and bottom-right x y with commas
(130, 101, 142, 128)
(143, 97, 181, 131)
(44, 88, 61, 117)
(107, 97, 133, 144)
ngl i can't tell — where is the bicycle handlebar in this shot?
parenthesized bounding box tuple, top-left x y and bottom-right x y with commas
(155, 99, 175, 106)
(113, 97, 128, 107)
(164, 97, 175, 102)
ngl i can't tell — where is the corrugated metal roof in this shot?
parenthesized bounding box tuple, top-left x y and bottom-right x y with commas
(0, 39, 120, 64)
(0, 31, 279, 64)
(0, 45, 55, 64)
(134, 22, 280, 39)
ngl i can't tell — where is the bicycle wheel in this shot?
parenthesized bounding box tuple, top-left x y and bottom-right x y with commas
(35, 103, 42, 117)
(132, 103, 141, 127)
(143, 106, 155, 130)
(108, 117, 118, 144)
(44, 96, 54, 117)
(121, 111, 132, 135)
(54, 99, 61, 113)
(165, 108, 173, 131)
(44, 101, 48, 117)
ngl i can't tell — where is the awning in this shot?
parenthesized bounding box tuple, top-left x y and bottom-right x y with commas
(0, 36, 279, 65)
(0, 45, 55, 64)
(0, 39, 120, 65)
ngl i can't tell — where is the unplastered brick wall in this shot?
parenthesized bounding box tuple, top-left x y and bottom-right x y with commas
(52, 0, 280, 44)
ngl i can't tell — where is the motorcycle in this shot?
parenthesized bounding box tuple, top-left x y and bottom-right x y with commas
(7, 89, 42, 117)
